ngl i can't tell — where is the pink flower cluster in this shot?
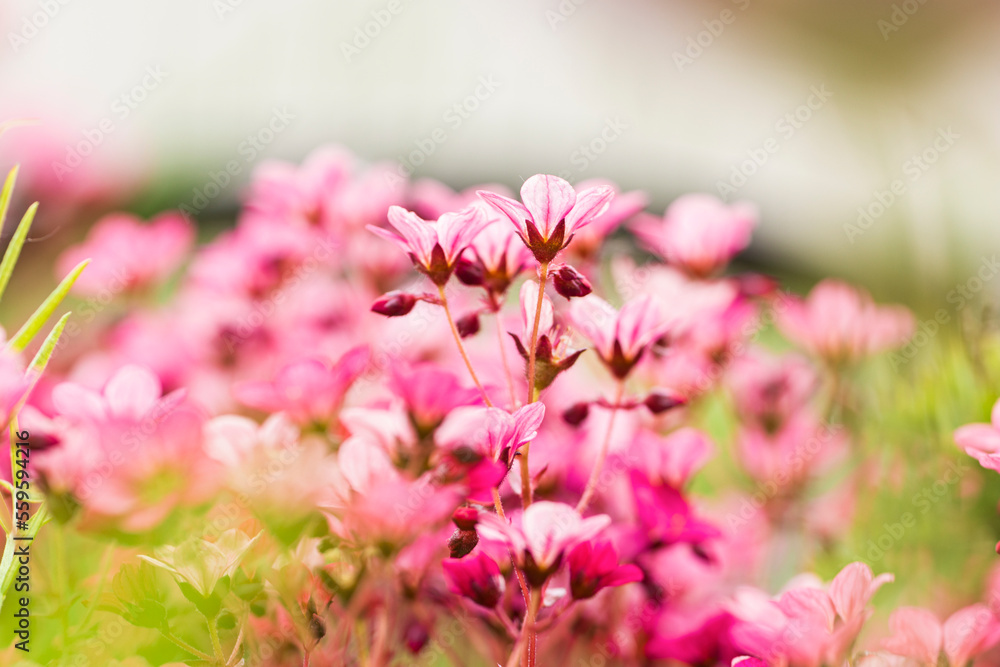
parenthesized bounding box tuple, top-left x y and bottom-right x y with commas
(17, 146, 953, 666)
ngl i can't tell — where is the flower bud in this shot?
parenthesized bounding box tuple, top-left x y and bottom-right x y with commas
(562, 402, 590, 426)
(448, 528, 479, 558)
(456, 312, 481, 338)
(552, 264, 593, 299)
(644, 390, 687, 414)
(371, 291, 417, 317)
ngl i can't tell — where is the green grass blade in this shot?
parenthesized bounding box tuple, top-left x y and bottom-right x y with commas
(6, 259, 88, 353)
(25, 311, 70, 379)
(0, 201, 37, 304)
(0, 166, 18, 235)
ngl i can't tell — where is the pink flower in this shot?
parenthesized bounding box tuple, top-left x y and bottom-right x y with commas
(510, 281, 585, 391)
(567, 540, 643, 599)
(366, 204, 490, 285)
(234, 346, 369, 425)
(436, 403, 545, 468)
(478, 175, 614, 263)
(34, 365, 220, 533)
(57, 212, 194, 295)
(442, 551, 505, 608)
(777, 280, 915, 362)
(955, 398, 1000, 472)
(630, 470, 721, 549)
(630, 194, 756, 277)
(478, 501, 611, 585)
(627, 428, 714, 489)
(569, 294, 668, 378)
(389, 364, 484, 435)
(567, 179, 648, 260)
(455, 216, 533, 298)
(883, 605, 1000, 667)
(828, 562, 894, 623)
(327, 436, 461, 547)
(728, 350, 817, 432)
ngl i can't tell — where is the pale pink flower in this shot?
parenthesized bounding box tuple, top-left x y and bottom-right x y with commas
(435, 403, 545, 467)
(511, 281, 584, 391)
(777, 280, 915, 362)
(366, 204, 490, 285)
(728, 350, 817, 432)
(477, 501, 611, 585)
(828, 562, 894, 623)
(630, 194, 756, 277)
(883, 605, 1000, 667)
(327, 436, 461, 547)
(35, 365, 220, 533)
(456, 216, 533, 297)
(478, 175, 614, 263)
(569, 294, 668, 378)
(567, 179, 648, 260)
(57, 212, 194, 295)
(954, 398, 1000, 472)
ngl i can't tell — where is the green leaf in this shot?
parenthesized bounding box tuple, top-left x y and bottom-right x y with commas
(0, 192, 35, 305)
(26, 311, 70, 378)
(6, 260, 88, 353)
(0, 166, 18, 237)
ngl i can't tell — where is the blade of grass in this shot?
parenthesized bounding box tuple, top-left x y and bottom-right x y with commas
(0, 166, 18, 236)
(6, 260, 87, 353)
(0, 201, 37, 304)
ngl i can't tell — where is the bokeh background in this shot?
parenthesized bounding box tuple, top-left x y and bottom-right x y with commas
(2, 0, 999, 309)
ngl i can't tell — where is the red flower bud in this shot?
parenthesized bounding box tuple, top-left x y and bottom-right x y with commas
(562, 402, 591, 426)
(552, 264, 593, 299)
(644, 390, 687, 414)
(371, 291, 417, 317)
(456, 312, 481, 338)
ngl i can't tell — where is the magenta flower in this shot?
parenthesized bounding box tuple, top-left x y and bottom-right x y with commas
(366, 204, 489, 285)
(777, 280, 914, 362)
(954, 397, 1000, 472)
(477, 501, 611, 585)
(388, 365, 484, 435)
(234, 346, 369, 425)
(442, 551, 505, 608)
(569, 294, 668, 378)
(883, 605, 1000, 667)
(57, 212, 194, 295)
(566, 540, 643, 599)
(478, 175, 614, 263)
(630, 194, 756, 278)
(630, 470, 721, 549)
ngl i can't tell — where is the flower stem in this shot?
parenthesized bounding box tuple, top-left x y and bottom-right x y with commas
(438, 284, 493, 407)
(519, 263, 550, 509)
(576, 380, 624, 514)
(492, 488, 531, 607)
(207, 615, 225, 664)
(159, 629, 214, 662)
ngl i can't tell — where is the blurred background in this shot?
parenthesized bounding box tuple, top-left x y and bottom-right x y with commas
(1, 0, 999, 307)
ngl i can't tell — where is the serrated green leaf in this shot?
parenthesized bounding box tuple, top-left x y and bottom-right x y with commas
(7, 260, 87, 353)
(0, 201, 36, 305)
